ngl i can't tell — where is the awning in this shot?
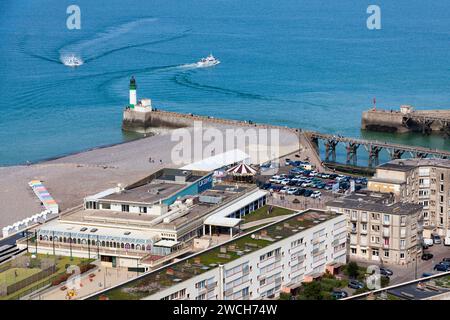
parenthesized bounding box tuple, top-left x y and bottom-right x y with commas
(154, 240, 179, 248)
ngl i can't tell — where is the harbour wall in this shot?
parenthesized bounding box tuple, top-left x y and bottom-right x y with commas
(361, 110, 409, 133)
(361, 109, 450, 134)
(122, 109, 292, 133)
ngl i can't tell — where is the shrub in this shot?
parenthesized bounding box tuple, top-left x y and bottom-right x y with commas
(279, 292, 292, 300)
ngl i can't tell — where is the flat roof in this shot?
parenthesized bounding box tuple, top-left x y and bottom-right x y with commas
(100, 182, 185, 204)
(204, 190, 268, 227)
(326, 193, 422, 215)
(88, 208, 342, 300)
(62, 184, 255, 232)
(378, 158, 450, 171)
(38, 220, 158, 244)
(180, 149, 250, 171)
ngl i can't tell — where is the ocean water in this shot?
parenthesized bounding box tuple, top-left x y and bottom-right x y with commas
(0, 0, 449, 166)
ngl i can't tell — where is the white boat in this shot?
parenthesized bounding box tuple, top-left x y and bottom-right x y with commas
(62, 55, 83, 67)
(196, 54, 220, 67)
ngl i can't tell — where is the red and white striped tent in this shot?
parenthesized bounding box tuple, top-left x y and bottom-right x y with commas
(226, 163, 257, 176)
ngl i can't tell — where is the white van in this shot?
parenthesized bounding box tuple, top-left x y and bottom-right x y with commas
(445, 231, 450, 246)
(423, 238, 434, 246)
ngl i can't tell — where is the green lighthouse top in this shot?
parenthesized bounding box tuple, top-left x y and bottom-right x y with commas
(129, 76, 137, 90)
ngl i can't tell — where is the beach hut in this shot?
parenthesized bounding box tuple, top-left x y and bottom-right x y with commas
(226, 163, 258, 183)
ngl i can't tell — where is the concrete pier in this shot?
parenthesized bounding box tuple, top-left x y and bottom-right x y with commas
(361, 105, 450, 135)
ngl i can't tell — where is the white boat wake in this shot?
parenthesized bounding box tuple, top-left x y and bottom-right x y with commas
(60, 54, 84, 67)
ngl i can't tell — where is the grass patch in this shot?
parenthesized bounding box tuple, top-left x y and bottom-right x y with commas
(0, 268, 41, 286)
(242, 205, 294, 224)
(0, 253, 94, 300)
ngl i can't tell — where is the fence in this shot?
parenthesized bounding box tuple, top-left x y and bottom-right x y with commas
(4, 265, 56, 296)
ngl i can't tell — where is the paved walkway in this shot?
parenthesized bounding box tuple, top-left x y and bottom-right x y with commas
(33, 263, 138, 300)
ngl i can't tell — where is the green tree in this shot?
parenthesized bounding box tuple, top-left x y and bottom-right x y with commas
(346, 262, 360, 279)
(302, 281, 323, 300)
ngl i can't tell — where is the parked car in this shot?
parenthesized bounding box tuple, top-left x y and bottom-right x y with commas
(261, 182, 272, 190)
(422, 273, 434, 278)
(421, 253, 434, 261)
(348, 280, 364, 290)
(303, 190, 313, 197)
(269, 176, 283, 183)
(380, 267, 393, 276)
(287, 187, 298, 195)
(432, 234, 441, 245)
(433, 262, 450, 272)
(280, 179, 290, 185)
(310, 191, 321, 198)
(280, 186, 289, 194)
(331, 290, 348, 299)
(294, 188, 306, 196)
(423, 238, 434, 246)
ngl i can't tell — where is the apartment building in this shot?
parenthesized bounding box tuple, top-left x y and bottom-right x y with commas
(89, 209, 347, 300)
(327, 192, 423, 265)
(368, 158, 450, 236)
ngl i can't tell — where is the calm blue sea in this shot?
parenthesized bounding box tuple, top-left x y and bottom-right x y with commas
(0, 0, 449, 166)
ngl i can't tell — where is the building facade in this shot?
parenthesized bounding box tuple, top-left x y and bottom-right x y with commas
(327, 192, 423, 265)
(90, 209, 347, 300)
(368, 159, 450, 236)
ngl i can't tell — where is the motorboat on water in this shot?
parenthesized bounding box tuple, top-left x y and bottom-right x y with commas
(196, 54, 220, 67)
(63, 55, 83, 67)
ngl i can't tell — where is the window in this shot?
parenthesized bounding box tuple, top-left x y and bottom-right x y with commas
(101, 203, 111, 210)
(400, 239, 406, 249)
(371, 225, 380, 232)
(361, 212, 368, 221)
(351, 248, 357, 254)
(139, 206, 147, 213)
(372, 250, 379, 257)
(400, 252, 405, 259)
(400, 216, 406, 225)
(121, 204, 130, 212)
(384, 250, 389, 258)
(361, 223, 367, 231)
(383, 215, 390, 224)
(440, 184, 444, 192)
(440, 173, 444, 181)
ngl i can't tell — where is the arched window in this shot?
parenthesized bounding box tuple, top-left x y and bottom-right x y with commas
(131, 244, 135, 250)
(77, 238, 81, 244)
(39, 235, 43, 241)
(121, 243, 124, 249)
(63, 237, 67, 243)
(49, 236, 53, 242)
(136, 244, 141, 251)
(125, 243, 130, 250)
(146, 244, 152, 251)
(81, 239, 87, 245)
(101, 241, 105, 247)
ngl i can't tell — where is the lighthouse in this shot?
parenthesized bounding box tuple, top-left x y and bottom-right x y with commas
(129, 76, 137, 108)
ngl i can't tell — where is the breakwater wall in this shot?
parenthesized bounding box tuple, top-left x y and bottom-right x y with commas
(361, 108, 450, 135)
(122, 109, 293, 133)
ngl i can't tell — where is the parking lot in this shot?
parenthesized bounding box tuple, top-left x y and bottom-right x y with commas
(257, 158, 368, 208)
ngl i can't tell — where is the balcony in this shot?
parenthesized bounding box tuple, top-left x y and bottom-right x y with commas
(383, 229, 390, 238)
